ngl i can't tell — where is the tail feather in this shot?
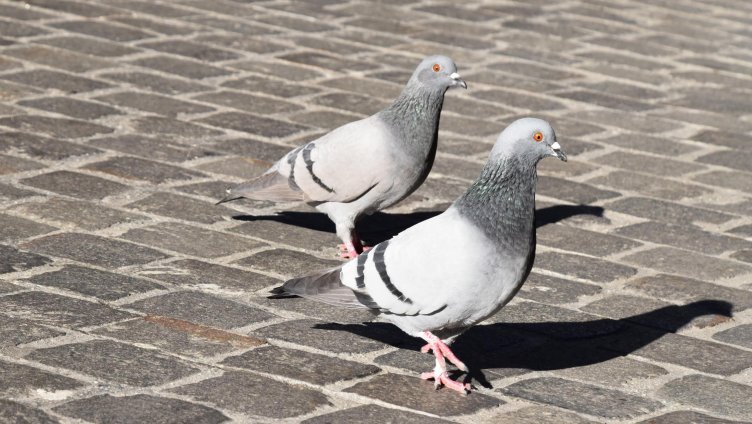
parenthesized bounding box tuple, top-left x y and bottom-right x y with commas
(271, 267, 378, 309)
(218, 171, 305, 204)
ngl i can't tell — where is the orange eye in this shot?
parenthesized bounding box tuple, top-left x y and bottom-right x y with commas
(533, 132, 544, 142)
(432, 63, 441, 72)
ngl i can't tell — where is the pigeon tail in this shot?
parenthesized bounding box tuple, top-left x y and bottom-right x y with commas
(219, 171, 305, 204)
(273, 267, 378, 309)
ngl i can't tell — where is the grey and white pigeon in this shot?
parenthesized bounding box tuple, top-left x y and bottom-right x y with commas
(272, 118, 567, 394)
(218, 55, 467, 258)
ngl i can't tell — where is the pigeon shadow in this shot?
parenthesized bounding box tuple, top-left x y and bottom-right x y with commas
(232, 204, 604, 246)
(312, 300, 732, 389)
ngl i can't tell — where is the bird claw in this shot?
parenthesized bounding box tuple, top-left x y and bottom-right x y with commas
(337, 243, 371, 259)
(421, 370, 470, 394)
(420, 341, 468, 372)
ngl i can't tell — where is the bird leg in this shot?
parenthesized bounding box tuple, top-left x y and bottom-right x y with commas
(419, 331, 470, 394)
(336, 231, 371, 259)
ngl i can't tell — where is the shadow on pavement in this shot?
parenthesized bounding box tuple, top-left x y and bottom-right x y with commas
(233, 204, 604, 246)
(312, 300, 732, 389)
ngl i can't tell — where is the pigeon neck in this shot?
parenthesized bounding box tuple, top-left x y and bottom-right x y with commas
(381, 85, 445, 147)
(455, 156, 537, 251)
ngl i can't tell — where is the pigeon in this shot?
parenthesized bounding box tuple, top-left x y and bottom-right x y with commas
(272, 118, 567, 394)
(218, 55, 467, 258)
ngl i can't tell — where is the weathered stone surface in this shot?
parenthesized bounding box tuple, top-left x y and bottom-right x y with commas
(0, 244, 52, 274)
(120, 223, 262, 258)
(125, 192, 235, 224)
(614, 221, 751, 255)
(195, 112, 311, 138)
(537, 224, 640, 257)
(95, 92, 214, 117)
(637, 411, 747, 424)
(9, 198, 145, 231)
(24, 265, 162, 301)
(0, 291, 135, 328)
(18, 97, 122, 120)
(222, 345, 380, 385)
(22, 233, 168, 268)
(169, 371, 331, 418)
(533, 251, 637, 283)
(136, 259, 279, 291)
(27, 340, 200, 386)
(659, 375, 752, 418)
(503, 377, 662, 419)
(1, 69, 111, 93)
(0, 213, 56, 242)
(345, 374, 502, 416)
(0, 315, 65, 347)
(0, 115, 113, 138)
(622, 247, 752, 281)
(489, 301, 622, 339)
(256, 319, 390, 354)
(303, 404, 452, 424)
(233, 249, 341, 278)
(84, 157, 205, 183)
(125, 291, 275, 329)
(20, 171, 127, 200)
(554, 356, 668, 387)
(518, 272, 601, 304)
(713, 324, 752, 349)
(0, 400, 60, 424)
(0, 360, 83, 397)
(488, 405, 598, 424)
(625, 274, 752, 312)
(0, 132, 100, 160)
(607, 197, 734, 225)
(54, 394, 229, 424)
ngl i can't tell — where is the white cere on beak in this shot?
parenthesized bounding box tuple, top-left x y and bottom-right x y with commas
(551, 141, 561, 150)
(450, 72, 461, 80)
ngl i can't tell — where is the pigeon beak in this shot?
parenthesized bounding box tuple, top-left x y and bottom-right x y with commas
(450, 72, 467, 89)
(550, 141, 567, 162)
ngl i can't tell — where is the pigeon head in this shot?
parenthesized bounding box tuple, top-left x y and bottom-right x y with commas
(410, 55, 467, 91)
(490, 117, 566, 164)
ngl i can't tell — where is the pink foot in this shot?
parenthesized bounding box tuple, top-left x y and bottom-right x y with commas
(336, 240, 371, 259)
(419, 331, 471, 394)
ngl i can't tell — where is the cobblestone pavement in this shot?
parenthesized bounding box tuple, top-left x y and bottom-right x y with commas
(0, 0, 751, 422)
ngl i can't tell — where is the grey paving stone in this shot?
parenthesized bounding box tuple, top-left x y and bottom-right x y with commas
(0, 153, 43, 174)
(605, 132, 699, 156)
(0, 69, 112, 93)
(0, 291, 135, 328)
(690, 129, 750, 151)
(3, 45, 113, 73)
(139, 40, 239, 62)
(713, 324, 752, 350)
(24, 265, 162, 301)
(698, 150, 752, 172)
(88, 135, 217, 163)
(0, 213, 56, 242)
(111, 16, 195, 36)
(557, 89, 655, 111)
(537, 176, 620, 204)
(29, 0, 119, 17)
(192, 91, 303, 115)
(51, 20, 152, 41)
(21, 171, 126, 200)
(0, 132, 100, 160)
(132, 187, 229, 218)
(503, 377, 662, 419)
(107, 1, 194, 18)
(0, 244, 52, 274)
(554, 355, 668, 388)
(517, 272, 601, 304)
(95, 92, 214, 117)
(0, 115, 113, 139)
(169, 370, 331, 418)
(602, 326, 752, 376)
(0, 315, 65, 347)
(674, 87, 752, 115)
(598, 151, 704, 177)
(693, 170, 752, 194)
(254, 294, 375, 324)
(537, 224, 641, 257)
(637, 411, 748, 424)
(9, 197, 146, 231)
(607, 197, 734, 225)
(303, 404, 452, 424)
(54, 394, 228, 424)
(195, 156, 271, 180)
(0, 3, 54, 20)
(121, 222, 262, 259)
(39, 35, 140, 57)
(622, 247, 752, 281)
(231, 219, 337, 253)
(210, 138, 291, 162)
(18, 97, 122, 120)
(92, 318, 245, 358)
(488, 405, 598, 424)
(137, 259, 279, 291)
(0, 400, 59, 424)
(222, 345, 380, 385)
(0, 360, 83, 397)
(194, 34, 288, 54)
(233, 249, 341, 278)
(659, 375, 752, 418)
(100, 71, 213, 95)
(27, 340, 200, 387)
(83, 157, 204, 184)
(626, 274, 752, 311)
(588, 171, 709, 200)
(23, 232, 168, 268)
(125, 291, 275, 329)
(291, 110, 362, 130)
(489, 301, 623, 339)
(0, 18, 48, 37)
(256, 319, 390, 354)
(533, 251, 637, 283)
(345, 373, 502, 416)
(222, 75, 323, 98)
(615, 222, 751, 255)
(196, 112, 311, 138)
(131, 56, 231, 79)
